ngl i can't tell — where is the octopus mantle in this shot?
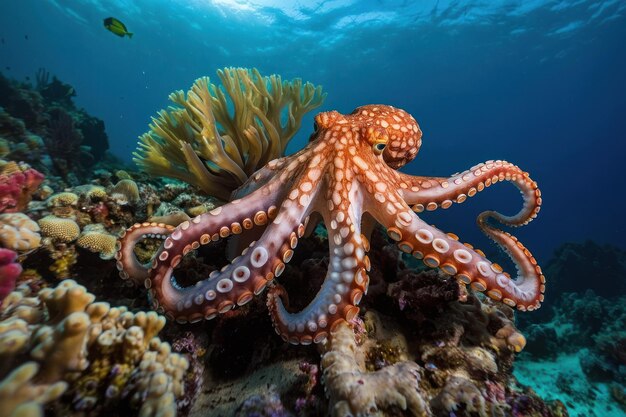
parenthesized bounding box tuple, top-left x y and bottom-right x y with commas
(117, 105, 544, 345)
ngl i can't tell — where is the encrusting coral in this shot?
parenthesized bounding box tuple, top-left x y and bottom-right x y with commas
(46, 192, 79, 208)
(321, 319, 429, 417)
(0, 279, 189, 417)
(0, 160, 44, 214)
(76, 224, 118, 260)
(0, 213, 41, 251)
(133, 67, 326, 200)
(0, 248, 21, 303)
(38, 215, 80, 243)
(110, 178, 140, 206)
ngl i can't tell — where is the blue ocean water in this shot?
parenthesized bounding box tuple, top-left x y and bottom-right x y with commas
(1, 2, 626, 416)
(2, 0, 625, 262)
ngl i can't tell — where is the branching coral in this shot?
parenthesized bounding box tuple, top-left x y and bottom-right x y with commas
(0, 279, 189, 417)
(133, 67, 326, 200)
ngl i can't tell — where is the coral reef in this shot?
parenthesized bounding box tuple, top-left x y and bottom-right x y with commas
(0, 248, 21, 302)
(540, 241, 626, 307)
(38, 215, 81, 243)
(0, 279, 188, 417)
(133, 67, 326, 200)
(0, 160, 44, 213)
(76, 225, 118, 260)
(321, 319, 428, 416)
(0, 213, 41, 251)
(0, 67, 596, 417)
(514, 242, 626, 416)
(0, 70, 110, 185)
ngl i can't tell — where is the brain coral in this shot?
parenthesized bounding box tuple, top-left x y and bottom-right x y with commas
(0, 212, 41, 251)
(38, 215, 80, 243)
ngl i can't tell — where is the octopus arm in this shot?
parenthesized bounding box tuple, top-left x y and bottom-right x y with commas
(119, 183, 281, 321)
(394, 160, 541, 227)
(116, 223, 175, 286)
(230, 157, 288, 200)
(369, 191, 544, 310)
(268, 200, 370, 345)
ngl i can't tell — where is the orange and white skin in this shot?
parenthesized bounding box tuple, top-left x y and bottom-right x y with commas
(116, 104, 544, 345)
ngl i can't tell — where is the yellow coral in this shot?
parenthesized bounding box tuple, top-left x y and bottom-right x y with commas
(38, 215, 80, 243)
(48, 247, 77, 279)
(46, 192, 78, 208)
(115, 170, 132, 180)
(0, 280, 188, 416)
(0, 213, 41, 251)
(76, 230, 117, 260)
(110, 179, 140, 205)
(0, 138, 9, 158)
(0, 362, 68, 417)
(133, 67, 326, 200)
(72, 184, 107, 201)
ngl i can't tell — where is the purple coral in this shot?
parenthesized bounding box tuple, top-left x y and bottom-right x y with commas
(235, 386, 293, 417)
(0, 248, 21, 301)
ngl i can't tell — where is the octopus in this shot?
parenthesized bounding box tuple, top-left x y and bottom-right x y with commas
(116, 105, 544, 345)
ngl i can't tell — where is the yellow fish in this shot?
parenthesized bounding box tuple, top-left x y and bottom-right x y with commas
(103, 17, 133, 38)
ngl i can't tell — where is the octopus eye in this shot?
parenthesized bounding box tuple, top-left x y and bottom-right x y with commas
(373, 142, 386, 154)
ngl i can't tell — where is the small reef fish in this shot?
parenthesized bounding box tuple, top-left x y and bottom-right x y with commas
(103, 17, 133, 38)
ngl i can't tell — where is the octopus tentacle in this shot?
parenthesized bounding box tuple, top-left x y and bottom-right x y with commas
(394, 160, 542, 226)
(371, 192, 544, 310)
(145, 186, 282, 322)
(151, 166, 325, 323)
(231, 157, 288, 199)
(115, 223, 175, 286)
(267, 202, 369, 345)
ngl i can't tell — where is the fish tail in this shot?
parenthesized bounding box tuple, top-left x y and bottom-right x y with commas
(126, 32, 133, 39)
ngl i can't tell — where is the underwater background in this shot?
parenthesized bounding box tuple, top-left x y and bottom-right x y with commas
(0, 1, 625, 417)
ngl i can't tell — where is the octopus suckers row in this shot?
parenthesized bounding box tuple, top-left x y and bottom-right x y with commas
(250, 246, 269, 267)
(217, 278, 234, 293)
(233, 266, 251, 283)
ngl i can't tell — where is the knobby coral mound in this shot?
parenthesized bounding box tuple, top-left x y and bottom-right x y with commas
(133, 67, 326, 200)
(0, 279, 189, 417)
(46, 192, 79, 208)
(0, 160, 44, 213)
(0, 213, 41, 251)
(321, 319, 429, 417)
(110, 178, 140, 206)
(0, 248, 21, 303)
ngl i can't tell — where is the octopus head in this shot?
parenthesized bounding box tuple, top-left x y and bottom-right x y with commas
(352, 104, 422, 169)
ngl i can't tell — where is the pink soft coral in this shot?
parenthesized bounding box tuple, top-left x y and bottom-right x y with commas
(0, 248, 21, 302)
(0, 162, 44, 213)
